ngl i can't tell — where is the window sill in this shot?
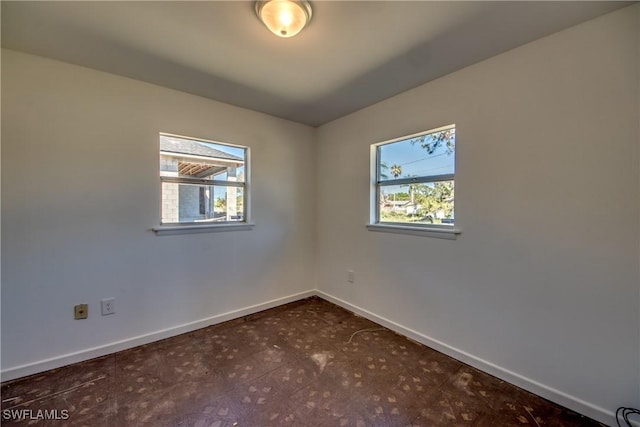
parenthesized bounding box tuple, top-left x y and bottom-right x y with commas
(366, 223, 461, 240)
(153, 223, 255, 236)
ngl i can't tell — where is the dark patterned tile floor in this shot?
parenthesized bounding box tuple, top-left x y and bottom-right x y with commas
(1, 297, 604, 426)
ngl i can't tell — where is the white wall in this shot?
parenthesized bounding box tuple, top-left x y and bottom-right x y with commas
(1, 5, 639, 425)
(316, 5, 639, 424)
(1, 49, 316, 377)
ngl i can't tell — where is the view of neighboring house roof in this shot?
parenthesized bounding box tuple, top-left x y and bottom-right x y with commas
(160, 136, 243, 162)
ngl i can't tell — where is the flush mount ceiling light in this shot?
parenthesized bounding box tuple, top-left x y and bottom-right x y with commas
(255, 0, 312, 38)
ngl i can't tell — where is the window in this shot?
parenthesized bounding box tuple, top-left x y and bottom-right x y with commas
(372, 125, 455, 228)
(159, 134, 248, 226)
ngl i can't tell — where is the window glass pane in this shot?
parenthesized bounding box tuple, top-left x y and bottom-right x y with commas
(160, 135, 245, 182)
(379, 181, 454, 225)
(213, 165, 246, 183)
(161, 182, 244, 224)
(378, 128, 455, 182)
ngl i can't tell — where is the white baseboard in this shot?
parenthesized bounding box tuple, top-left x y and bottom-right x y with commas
(0, 289, 316, 382)
(316, 290, 618, 427)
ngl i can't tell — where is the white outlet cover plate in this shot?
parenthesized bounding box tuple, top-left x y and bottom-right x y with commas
(347, 270, 355, 283)
(101, 298, 115, 315)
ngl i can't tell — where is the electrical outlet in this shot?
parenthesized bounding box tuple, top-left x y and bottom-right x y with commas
(347, 270, 355, 283)
(101, 298, 115, 316)
(74, 304, 88, 319)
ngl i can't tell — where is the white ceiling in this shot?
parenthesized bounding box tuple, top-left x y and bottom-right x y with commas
(1, 1, 632, 126)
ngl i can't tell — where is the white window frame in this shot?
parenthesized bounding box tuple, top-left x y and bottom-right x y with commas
(367, 125, 461, 239)
(154, 133, 253, 235)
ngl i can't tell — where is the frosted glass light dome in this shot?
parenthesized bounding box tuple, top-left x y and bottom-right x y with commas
(255, 0, 312, 38)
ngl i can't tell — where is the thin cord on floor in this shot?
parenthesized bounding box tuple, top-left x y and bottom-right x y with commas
(617, 407, 640, 427)
(346, 328, 387, 344)
(523, 405, 541, 427)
